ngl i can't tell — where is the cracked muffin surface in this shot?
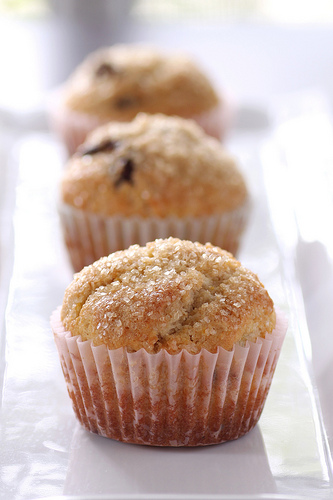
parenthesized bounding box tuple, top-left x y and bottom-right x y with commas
(61, 113, 247, 218)
(61, 238, 276, 354)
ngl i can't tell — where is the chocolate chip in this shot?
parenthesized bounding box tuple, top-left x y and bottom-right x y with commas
(114, 158, 135, 188)
(115, 96, 138, 109)
(95, 62, 117, 77)
(78, 139, 117, 156)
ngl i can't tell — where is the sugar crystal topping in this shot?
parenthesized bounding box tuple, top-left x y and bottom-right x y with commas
(61, 238, 275, 354)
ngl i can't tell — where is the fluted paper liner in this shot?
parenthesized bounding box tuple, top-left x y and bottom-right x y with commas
(49, 93, 229, 156)
(51, 308, 287, 446)
(59, 201, 250, 272)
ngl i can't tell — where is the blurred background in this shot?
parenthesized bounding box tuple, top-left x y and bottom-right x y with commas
(1, 3, 333, 496)
(0, 0, 333, 123)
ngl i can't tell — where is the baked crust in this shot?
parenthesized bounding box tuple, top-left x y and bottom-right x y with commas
(62, 44, 220, 120)
(61, 113, 248, 218)
(61, 237, 276, 354)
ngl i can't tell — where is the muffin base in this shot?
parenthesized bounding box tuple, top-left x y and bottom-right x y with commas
(51, 308, 287, 447)
(59, 201, 250, 272)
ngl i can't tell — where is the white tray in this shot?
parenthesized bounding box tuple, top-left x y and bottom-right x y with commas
(0, 104, 332, 500)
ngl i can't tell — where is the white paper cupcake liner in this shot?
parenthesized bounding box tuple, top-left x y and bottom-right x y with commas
(49, 89, 230, 156)
(51, 307, 287, 447)
(59, 201, 250, 272)
(192, 101, 233, 141)
(48, 90, 110, 156)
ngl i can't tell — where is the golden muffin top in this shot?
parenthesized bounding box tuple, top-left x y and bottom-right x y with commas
(62, 44, 220, 120)
(61, 238, 276, 354)
(61, 113, 248, 218)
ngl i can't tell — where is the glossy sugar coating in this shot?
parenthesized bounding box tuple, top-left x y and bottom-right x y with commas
(62, 44, 219, 120)
(61, 113, 248, 218)
(61, 238, 276, 354)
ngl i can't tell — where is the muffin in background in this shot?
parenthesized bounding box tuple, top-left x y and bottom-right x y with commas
(51, 237, 287, 447)
(59, 113, 249, 272)
(50, 44, 230, 154)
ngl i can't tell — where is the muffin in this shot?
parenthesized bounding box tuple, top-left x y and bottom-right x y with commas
(50, 44, 229, 154)
(51, 237, 287, 447)
(59, 112, 249, 272)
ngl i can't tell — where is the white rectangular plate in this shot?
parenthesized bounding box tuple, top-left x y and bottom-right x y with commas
(0, 112, 332, 500)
